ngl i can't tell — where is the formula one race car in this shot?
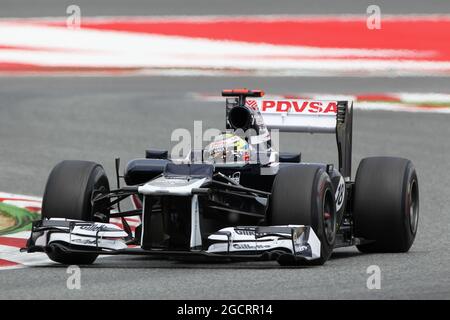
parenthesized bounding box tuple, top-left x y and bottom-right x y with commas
(24, 89, 419, 266)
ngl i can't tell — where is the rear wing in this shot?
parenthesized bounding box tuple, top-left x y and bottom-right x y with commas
(222, 89, 353, 179)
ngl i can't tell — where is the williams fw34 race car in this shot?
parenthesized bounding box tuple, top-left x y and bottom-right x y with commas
(24, 89, 419, 266)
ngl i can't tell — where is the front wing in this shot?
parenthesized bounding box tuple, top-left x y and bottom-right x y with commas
(23, 219, 321, 263)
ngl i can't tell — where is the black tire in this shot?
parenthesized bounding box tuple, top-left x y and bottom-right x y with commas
(47, 244, 98, 265)
(268, 165, 336, 265)
(42, 160, 110, 265)
(353, 157, 419, 253)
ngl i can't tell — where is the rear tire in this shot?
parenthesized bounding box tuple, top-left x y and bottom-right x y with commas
(42, 160, 110, 265)
(268, 165, 336, 265)
(353, 157, 419, 253)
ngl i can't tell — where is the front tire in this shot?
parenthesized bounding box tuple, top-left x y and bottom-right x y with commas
(268, 165, 336, 265)
(353, 157, 419, 253)
(47, 244, 99, 265)
(42, 160, 110, 265)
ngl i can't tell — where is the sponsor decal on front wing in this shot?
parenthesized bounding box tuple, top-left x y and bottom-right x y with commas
(207, 226, 321, 260)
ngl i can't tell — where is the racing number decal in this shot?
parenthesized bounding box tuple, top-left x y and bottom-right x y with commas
(335, 177, 345, 211)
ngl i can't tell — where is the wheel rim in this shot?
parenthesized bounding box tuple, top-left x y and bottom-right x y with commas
(323, 190, 336, 245)
(409, 180, 419, 234)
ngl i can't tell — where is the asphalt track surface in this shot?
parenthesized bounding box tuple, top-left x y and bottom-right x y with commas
(1, 0, 450, 17)
(1, 0, 450, 300)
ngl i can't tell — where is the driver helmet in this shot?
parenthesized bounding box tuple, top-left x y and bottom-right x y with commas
(204, 133, 252, 164)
